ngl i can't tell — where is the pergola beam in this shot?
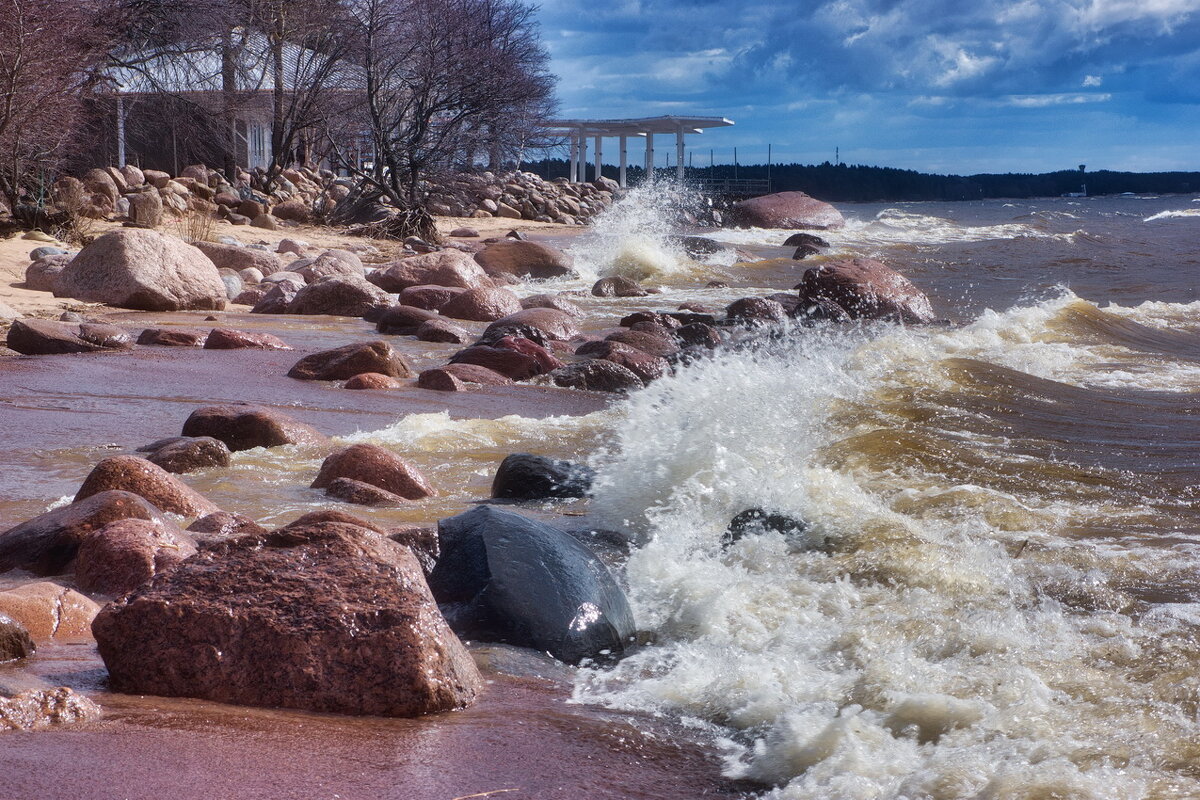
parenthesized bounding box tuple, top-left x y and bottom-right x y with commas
(545, 115, 734, 184)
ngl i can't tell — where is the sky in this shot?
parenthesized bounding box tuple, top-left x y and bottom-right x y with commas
(535, 0, 1200, 175)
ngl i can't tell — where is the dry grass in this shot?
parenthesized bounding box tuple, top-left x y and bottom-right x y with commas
(47, 182, 98, 247)
(168, 201, 217, 244)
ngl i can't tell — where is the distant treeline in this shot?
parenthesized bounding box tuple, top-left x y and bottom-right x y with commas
(519, 158, 1199, 201)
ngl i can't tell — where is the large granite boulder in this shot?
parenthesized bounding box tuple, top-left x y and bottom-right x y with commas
(5, 319, 109, 355)
(311, 443, 435, 501)
(24, 254, 71, 292)
(374, 304, 440, 336)
(202, 328, 291, 350)
(74, 456, 220, 518)
(0, 491, 180, 576)
(92, 520, 483, 716)
(728, 191, 845, 230)
(481, 308, 580, 343)
(428, 506, 635, 664)
(74, 519, 198, 597)
(438, 287, 522, 322)
(55, 229, 227, 311)
(473, 241, 573, 280)
(287, 341, 413, 381)
(541, 360, 644, 393)
(398, 284, 465, 311)
(287, 275, 393, 318)
(797, 257, 934, 323)
(367, 250, 492, 293)
(193, 241, 283, 276)
(181, 404, 329, 451)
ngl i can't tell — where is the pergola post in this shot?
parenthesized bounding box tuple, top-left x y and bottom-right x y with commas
(618, 135, 628, 188)
(676, 125, 685, 182)
(594, 134, 602, 183)
(568, 136, 578, 183)
(645, 133, 655, 182)
(580, 135, 588, 184)
(116, 93, 126, 167)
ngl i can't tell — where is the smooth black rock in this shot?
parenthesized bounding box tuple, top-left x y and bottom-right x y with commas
(491, 453, 595, 500)
(428, 506, 635, 664)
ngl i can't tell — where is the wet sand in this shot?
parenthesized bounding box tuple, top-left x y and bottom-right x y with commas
(3, 641, 749, 800)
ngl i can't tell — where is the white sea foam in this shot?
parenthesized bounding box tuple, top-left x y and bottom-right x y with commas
(575, 298, 1200, 799)
(1144, 208, 1200, 222)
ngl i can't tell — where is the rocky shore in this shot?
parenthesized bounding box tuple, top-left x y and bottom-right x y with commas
(0, 180, 933, 798)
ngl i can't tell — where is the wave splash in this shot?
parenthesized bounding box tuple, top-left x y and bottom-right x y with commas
(576, 295, 1200, 799)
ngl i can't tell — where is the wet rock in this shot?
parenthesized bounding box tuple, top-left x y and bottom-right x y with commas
(782, 232, 831, 249)
(78, 323, 135, 350)
(143, 436, 231, 474)
(74, 519, 198, 597)
(449, 335, 562, 381)
(541, 360, 644, 393)
(576, 340, 669, 383)
(492, 454, 595, 500)
(312, 443, 435, 500)
(620, 311, 680, 329)
(287, 275, 393, 318)
(388, 526, 439, 575)
(449, 227, 479, 238)
(368, 250, 492, 293)
(796, 258, 935, 323)
(723, 508, 809, 547)
(325, 477, 411, 507)
(0, 688, 101, 731)
(668, 311, 719, 326)
(415, 318, 471, 344)
(375, 304, 441, 335)
(726, 297, 788, 325)
(92, 522, 483, 716)
(438, 287, 523, 322)
(136, 327, 207, 347)
(181, 404, 329, 451)
(280, 509, 386, 535)
(592, 276, 648, 298)
(474, 241, 573, 280)
(56, 229, 227, 311)
(187, 512, 267, 546)
(416, 369, 468, 392)
(520, 293, 582, 316)
(605, 328, 679, 358)
(0, 614, 35, 662)
(0, 491, 179, 576)
(672, 235, 727, 258)
(288, 341, 413, 381)
(75, 456, 220, 518)
(5, 319, 106, 355)
(704, 281, 729, 289)
(676, 322, 722, 349)
(0, 582, 101, 639)
(344, 372, 403, 390)
(429, 506, 635, 664)
(398, 284, 466, 311)
(482, 308, 579, 343)
(793, 297, 852, 324)
(765, 293, 804, 316)
(728, 191, 845, 230)
(203, 328, 292, 350)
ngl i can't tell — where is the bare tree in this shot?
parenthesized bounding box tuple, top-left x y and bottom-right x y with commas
(0, 0, 112, 213)
(332, 0, 555, 235)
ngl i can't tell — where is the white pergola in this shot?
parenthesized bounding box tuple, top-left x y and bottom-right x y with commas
(545, 115, 734, 188)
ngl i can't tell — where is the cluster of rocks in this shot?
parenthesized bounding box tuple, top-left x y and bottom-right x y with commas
(0, 399, 636, 722)
(423, 170, 619, 224)
(58, 162, 620, 230)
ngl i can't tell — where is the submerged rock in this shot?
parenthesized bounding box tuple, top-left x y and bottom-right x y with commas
(491, 454, 595, 500)
(311, 443, 435, 501)
(92, 521, 482, 716)
(723, 508, 809, 547)
(0, 614, 35, 662)
(474, 240, 573, 280)
(428, 505, 635, 664)
(541, 360, 644, 393)
(288, 341, 413, 381)
(141, 436, 231, 474)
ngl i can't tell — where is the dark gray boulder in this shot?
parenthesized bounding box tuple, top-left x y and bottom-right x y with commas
(428, 506, 634, 664)
(491, 453, 595, 500)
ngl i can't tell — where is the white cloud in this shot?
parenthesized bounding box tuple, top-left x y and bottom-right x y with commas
(1083, 74, 1104, 86)
(1002, 92, 1114, 107)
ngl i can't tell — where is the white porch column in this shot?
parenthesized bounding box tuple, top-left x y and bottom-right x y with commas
(618, 135, 628, 188)
(580, 135, 588, 184)
(568, 136, 578, 183)
(644, 133, 655, 182)
(676, 126, 685, 182)
(116, 93, 126, 167)
(594, 134, 602, 182)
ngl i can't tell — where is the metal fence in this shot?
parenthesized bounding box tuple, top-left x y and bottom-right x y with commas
(693, 178, 772, 196)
